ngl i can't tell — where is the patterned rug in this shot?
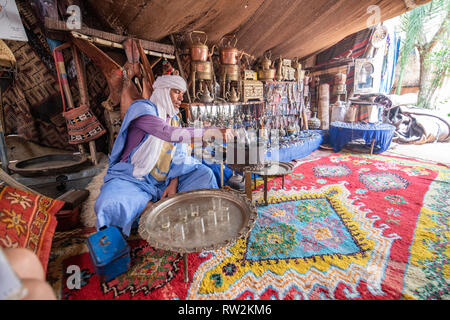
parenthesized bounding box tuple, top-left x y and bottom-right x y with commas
(46, 151, 449, 300)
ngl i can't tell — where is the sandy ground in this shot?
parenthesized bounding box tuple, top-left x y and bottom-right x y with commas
(386, 141, 450, 167)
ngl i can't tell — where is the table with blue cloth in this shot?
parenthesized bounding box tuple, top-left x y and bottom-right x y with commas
(329, 121, 396, 154)
(198, 130, 323, 188)
(265, 130, 323, 162)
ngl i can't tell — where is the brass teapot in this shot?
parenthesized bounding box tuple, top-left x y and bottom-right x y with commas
(190, 31, 216, 62)
(226, 87, 240, 103)
(258, 51, 275, 81)
(261, 51, 273, 70)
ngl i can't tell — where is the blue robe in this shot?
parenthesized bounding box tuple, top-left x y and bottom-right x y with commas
(94, 100, 218, 236)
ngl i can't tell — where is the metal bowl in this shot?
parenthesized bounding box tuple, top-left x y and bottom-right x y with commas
(138, 188, 257, 253)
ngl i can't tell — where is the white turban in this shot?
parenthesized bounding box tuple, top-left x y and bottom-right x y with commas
(149, 75, 187, 118)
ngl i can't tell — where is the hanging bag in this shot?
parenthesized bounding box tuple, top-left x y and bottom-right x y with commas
(53, 42, 106, 144)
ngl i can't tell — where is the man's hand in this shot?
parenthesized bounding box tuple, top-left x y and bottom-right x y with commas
(161, 177, 178, 199)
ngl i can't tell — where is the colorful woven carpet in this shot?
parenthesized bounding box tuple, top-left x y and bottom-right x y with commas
(47, 152, 449, 300)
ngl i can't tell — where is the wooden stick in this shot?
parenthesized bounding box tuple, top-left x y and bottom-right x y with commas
(170, 34, 191, 103)
(264, 176, 268, 206)
(183, 253, 189, 283)
(45, 18, 174, 55)
(71, 46, 88, 105)
(302, 99, 309, 130)
(245, 171, 252, 202)
(70, 32, 175, 60)
(72, 45, 99, 165)
(89, 140, 98, 165)
(220, 162, 224, 188)
(53, 42, 75, 110)
(137, 39, 155, 92)
(370, 138, 375, 155)
(0, 88, 8, 172)
(151, 57, 162, 68)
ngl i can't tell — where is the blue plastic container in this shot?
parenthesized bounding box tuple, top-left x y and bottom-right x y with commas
(87, 227, 130, 282)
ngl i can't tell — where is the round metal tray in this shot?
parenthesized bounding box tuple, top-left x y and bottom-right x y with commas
(138, 188, 257, 253)
(228, 162, 266, 172)
(252, 161, 294, 176)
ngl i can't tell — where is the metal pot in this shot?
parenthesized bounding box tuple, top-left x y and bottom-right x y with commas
(190, 31, 215, 62)
(258, 68, 275, 81)
(219, 35, 242, 65)
(191, 60, 213, 80)
(261, 51, 272, 70)
(220, 63, 240, 81)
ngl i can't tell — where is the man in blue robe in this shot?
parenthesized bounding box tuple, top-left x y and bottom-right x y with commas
(94, 75, 224, 236)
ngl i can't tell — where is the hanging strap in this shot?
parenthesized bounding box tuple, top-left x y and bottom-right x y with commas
(71, 45, 89, 106)
(52, 42, 74, 112)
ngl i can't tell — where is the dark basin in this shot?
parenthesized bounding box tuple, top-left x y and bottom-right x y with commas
(8, 153, 89, 177)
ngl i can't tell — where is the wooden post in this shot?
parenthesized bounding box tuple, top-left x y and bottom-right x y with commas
(264, 176, 268, 206)
(220, 162, 224, 188)
(89, 141, 98, 165)
(170, 34, 191, 103)
(370, 138, 375, 155)
(245, 171, 252, 202)
(183, 253, 189, 283)
(136, 39, 155, 96)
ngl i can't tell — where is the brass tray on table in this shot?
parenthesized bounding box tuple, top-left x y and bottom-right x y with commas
(252, 161, 295, 177)
(138, 188, 257, 281)
(252, 161, 295, 206)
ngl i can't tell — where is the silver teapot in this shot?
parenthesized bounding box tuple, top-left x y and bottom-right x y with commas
(196, 86, 214, 104)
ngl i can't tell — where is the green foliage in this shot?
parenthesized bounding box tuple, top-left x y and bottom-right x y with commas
(425, 39, 449, 90)
(396, 0, 450, 106)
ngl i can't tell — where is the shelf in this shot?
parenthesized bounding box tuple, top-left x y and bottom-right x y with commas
(261, 80, 299, 84)
(182, 100, 265, 107)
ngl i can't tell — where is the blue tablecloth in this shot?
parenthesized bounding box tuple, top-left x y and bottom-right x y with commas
(329, 121, 395, 154)
(265, 131, 322, 162)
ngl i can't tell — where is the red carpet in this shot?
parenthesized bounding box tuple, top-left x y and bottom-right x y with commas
(47, 152, 449, 300)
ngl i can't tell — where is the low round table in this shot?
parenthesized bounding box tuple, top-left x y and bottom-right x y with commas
(138, 188, 257, 282)
(251, 161, 295, 206)
(227, 163, 265, 202)
(329, 121, 396, 155)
